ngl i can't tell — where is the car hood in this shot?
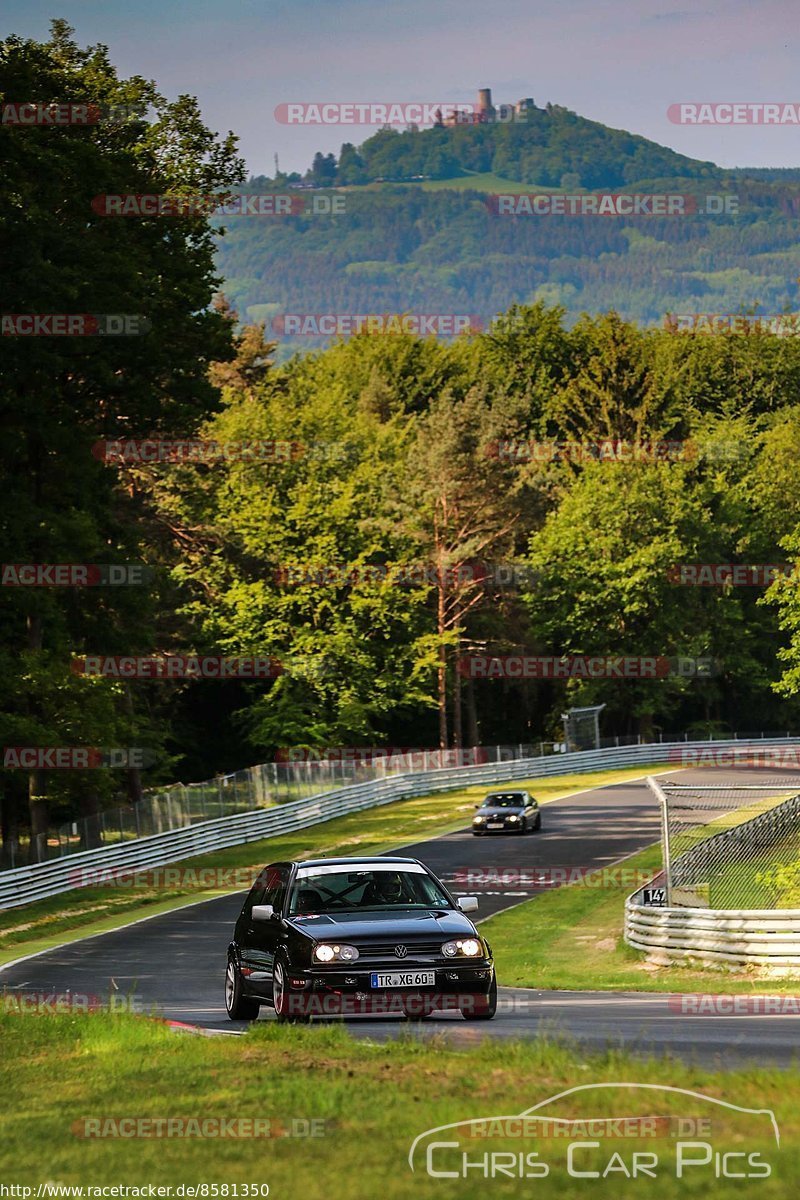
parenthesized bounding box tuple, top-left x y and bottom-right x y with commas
(285, 908, 477, 940)
(475, 806, 523, 818)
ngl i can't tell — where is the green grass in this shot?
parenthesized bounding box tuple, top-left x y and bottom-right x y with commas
(483, 844, 800, 991)
(0, 764, 667, 964)
(0, 1013, 795, 1198)
(416, 171, 546, 193)
(350, 171, 561, 194)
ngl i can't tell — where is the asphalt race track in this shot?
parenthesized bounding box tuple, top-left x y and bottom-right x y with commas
(3, 767, 800, 1066)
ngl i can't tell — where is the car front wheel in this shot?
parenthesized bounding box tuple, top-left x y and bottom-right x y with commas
(459, 975, 498, 1021)
(272, 957, 309, 1023)
(225, 958, 260, 1021)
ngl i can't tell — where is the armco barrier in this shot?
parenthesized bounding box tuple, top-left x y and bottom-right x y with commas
(625, 899, 800, 968)
(2, 737, 799, 912)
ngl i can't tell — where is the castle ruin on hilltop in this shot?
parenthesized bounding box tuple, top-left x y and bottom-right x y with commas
(438, 88, 535, 126)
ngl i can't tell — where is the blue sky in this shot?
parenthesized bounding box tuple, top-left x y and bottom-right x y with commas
(8, 0, 800, 175)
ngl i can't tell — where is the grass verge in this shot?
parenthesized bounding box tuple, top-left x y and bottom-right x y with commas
(0, 1013, 794, 1198)
(0, 764, 667, 965)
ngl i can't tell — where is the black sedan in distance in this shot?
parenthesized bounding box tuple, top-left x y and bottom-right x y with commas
(226, 856, 496, 1023)
(472, 790, 541, 835)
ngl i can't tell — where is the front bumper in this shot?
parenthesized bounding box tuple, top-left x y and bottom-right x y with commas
(472, 821, 522, 833)
(283, 961, 494, 1017)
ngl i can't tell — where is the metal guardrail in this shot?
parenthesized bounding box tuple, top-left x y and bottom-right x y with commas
(625, 900, 800, 968)
(3, 736, 799, 913)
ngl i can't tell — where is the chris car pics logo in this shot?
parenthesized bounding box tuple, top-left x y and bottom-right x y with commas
(408, 1083, 779, 1180)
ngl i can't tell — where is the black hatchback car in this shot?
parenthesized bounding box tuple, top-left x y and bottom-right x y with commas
(472, 790, 541, 835)
(226, 855, 496, 1022)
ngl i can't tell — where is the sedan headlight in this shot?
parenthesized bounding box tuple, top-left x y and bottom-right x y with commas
(312, 943, 359, 963)
(473, 814, 485, 823)
(442, 937, 483, 958)
(507, 814, 520, 821)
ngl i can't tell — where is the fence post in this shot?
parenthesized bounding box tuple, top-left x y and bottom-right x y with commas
(648, 775, 673, 907)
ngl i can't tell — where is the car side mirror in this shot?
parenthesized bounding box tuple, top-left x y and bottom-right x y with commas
(457, 896, 479, 913)
(474, 804, 481, 809)
(252, 904, 275, 921)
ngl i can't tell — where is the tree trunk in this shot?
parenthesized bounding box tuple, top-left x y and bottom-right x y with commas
(25, 611, 48, 863)
(437, 568, 448, 749)
(80, 789, 103, 850)
(122, 684, 144, 807)
(0, 789, 20, 869)
(28, 771, 48, 864)
(452, 634, 463, 750)
(465, 677, 480, 748)
(438, 644, 448, 750)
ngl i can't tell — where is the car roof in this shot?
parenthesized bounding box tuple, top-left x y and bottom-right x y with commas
(290, 855, 423, 869)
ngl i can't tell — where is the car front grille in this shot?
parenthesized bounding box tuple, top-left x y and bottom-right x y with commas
(353, 940, 445, 963)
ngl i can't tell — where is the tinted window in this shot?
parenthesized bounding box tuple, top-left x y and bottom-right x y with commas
(263, 865, 289, 914)
(482, 794, 525, 808)
(287, 868, 451, 914)
(247, 865, 288, 915)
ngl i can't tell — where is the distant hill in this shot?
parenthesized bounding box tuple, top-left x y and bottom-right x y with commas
(214, 102, 800, 357)
(302, 102, 724, 189)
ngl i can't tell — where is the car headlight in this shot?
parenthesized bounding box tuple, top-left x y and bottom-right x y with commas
(507, 814, 520, 821)
(473, 814, 485, 823)
(312, 943, 359, 963)
(442, 938, 483, 958)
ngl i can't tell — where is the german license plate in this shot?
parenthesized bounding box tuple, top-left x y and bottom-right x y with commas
(487, 822, 503, 830)
(370, 971, 435, 988)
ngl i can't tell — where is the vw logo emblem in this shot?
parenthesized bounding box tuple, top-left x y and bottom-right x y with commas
(394, 944, 408, 959)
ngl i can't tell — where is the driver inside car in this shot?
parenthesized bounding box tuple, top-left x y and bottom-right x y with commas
(361, 872, 411, 905)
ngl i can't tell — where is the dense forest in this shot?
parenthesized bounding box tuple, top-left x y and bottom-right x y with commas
(217, 177, 800, 361)
(5, 27, 800, 859)
(216, 103, 800, 354)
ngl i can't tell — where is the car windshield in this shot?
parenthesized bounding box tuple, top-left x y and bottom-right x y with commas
(287, 867, 453, 915)
(482, 795, 525, 808)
